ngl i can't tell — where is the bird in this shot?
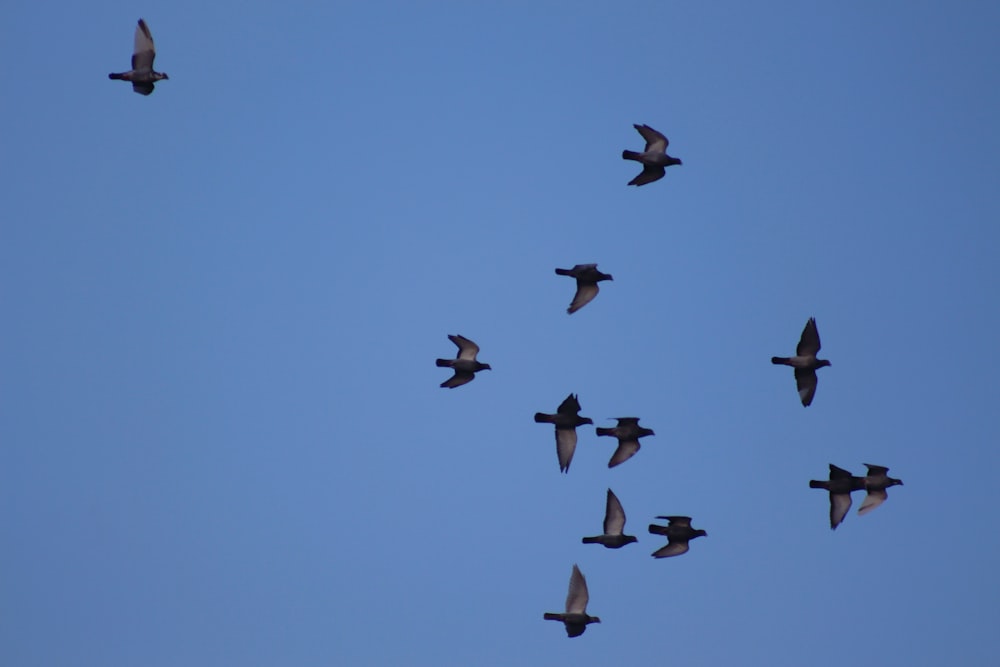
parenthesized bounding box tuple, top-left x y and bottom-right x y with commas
(808, 464, 866, 530)
(582, 488, 638, 548)
(108, 19, 169, 95)
(858, 464, 904, 516)
(435, 335, 491, 388)
(554, 264, 613, 314)
(622, 123, 682, 186)
(771, 317, 832, 407)
(543, 564, 601, 638)
(595, 417, 654, 468)
(648, 516, 707, 558)
(534, 394, 593, 473)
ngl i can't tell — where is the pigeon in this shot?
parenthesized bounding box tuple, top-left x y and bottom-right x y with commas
(108, 19, 169, 95)
(622, 123, 683, 186)
(435, 335, 491, 388)
(858, 464, 904, 516)
(771, 317, 832, 406)
(648, 516, 707, 558)
(595, 417, 654, 468)
(808, 464, 866, 530)
(582, 488, 638, 548)
(554, 264, 613, 314)
(534, 393, 593, 472)
(543, 564, 601, 638)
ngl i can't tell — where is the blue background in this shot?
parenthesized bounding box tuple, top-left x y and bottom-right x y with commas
(3, 1, 999, 664)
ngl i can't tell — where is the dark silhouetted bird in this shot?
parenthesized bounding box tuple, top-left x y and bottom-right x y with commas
(771, 317, 832, 406)
(622, 124, 682, 186)
(582, 488, 638, 548)
(554, 264, 613, 314)
(648, 516, 707, 558)
(534, 393, 593, 473)
(858, 464, 904, 516)
(108, 19, 169, 95)
(543, 564, 601, 638)
(809, 464, 866, 530)
(436, 335, 491, 388)
(595, 417, 654, 468)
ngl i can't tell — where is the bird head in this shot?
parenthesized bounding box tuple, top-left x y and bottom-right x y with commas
(817, 359, 832, 368)
(479, 363, 492, 371)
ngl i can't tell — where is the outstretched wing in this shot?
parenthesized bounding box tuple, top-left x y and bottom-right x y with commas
(633, 124, 668, 153)
(131, 19, 157, 72)
(796, 317, 822, 356)
(603, 489, 626, 535)
(565, 564, 589, 614)
(449, 334, 480, 361)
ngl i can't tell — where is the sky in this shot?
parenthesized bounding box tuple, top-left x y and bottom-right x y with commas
(2, 1, 999, 665)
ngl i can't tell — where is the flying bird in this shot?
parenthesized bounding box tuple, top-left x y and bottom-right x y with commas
(534, 393, 593, 473)
(858, 464, 904, 516)
(554, 264, 613, 314)
(648, 516, 707, 558)
(771, 317, 832, 406)
(435, 335, 491, 388)
(543, 564, 601, 638)
(582, 488, 638, 548)
(108, 19, 169, 95)
(622, 123, 682, 186)
(595, 417, 654, 468)
(808, 464, 866, 530)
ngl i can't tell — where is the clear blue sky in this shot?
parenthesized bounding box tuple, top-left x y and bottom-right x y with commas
(3, 2, 999, 665)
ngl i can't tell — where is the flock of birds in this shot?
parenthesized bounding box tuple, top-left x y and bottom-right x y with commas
(109, 18, 906, 640)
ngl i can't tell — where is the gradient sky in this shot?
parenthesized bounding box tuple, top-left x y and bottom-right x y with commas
(3, 2, 999, 665)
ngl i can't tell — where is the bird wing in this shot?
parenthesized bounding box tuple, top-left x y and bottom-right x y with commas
(628, 165, 665, 186)
(565, 565, 589, 614)
(557, 393, 581, 415)
(615, 417, 640, 426)
(794, 367, 818, 406)
(651, 541, 690, 558)
(858, 489, 888, 515)
(131, 82, 155, 95)
(607, 439, 640, 468)
(567, 282, 599, 314)
(660, 516, 692, 527)
(449, 334, 480, 361)
(796, 317, 822, 356)
(634, 124, 668, 153)
(131, 19, 157, 72)
(604, 489, 626, 535)
(864, 463, 890, 476)
(440, 371, 474, 388)
(555, 427, 578, 473)
(829, 464, 854, 480)
(830, 492, 852, 529)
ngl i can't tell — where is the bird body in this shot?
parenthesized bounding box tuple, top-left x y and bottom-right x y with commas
(858, 464, 904, 515)
(622, 124, 682, 186)
(554, 264, 613, 314)
(647, 516, 707, 558)
(595, 417, 654, 468)
(534, 393, 593, 472)
(809, 464, 865, 529)
(109, 19, 169, 95)
(543, 564, 600, 638)
(771, 317, 831, 406)
(436, 334, 491, 388)
(582, 488, 637, 548)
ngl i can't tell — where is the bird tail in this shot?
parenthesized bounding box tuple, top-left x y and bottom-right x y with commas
(808, 480, 828, 489)
(622, 150, 642, 161)
(581, 536, 602, 544)
(554, 268, 574, 276)
(435, 359, 454, 367)
(771, 356, 791, 365)
(108, 72, 126, 80)
(534, 413, 555, 424)
(595, 427, 615, 437)
(543, 613, 565, 622)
